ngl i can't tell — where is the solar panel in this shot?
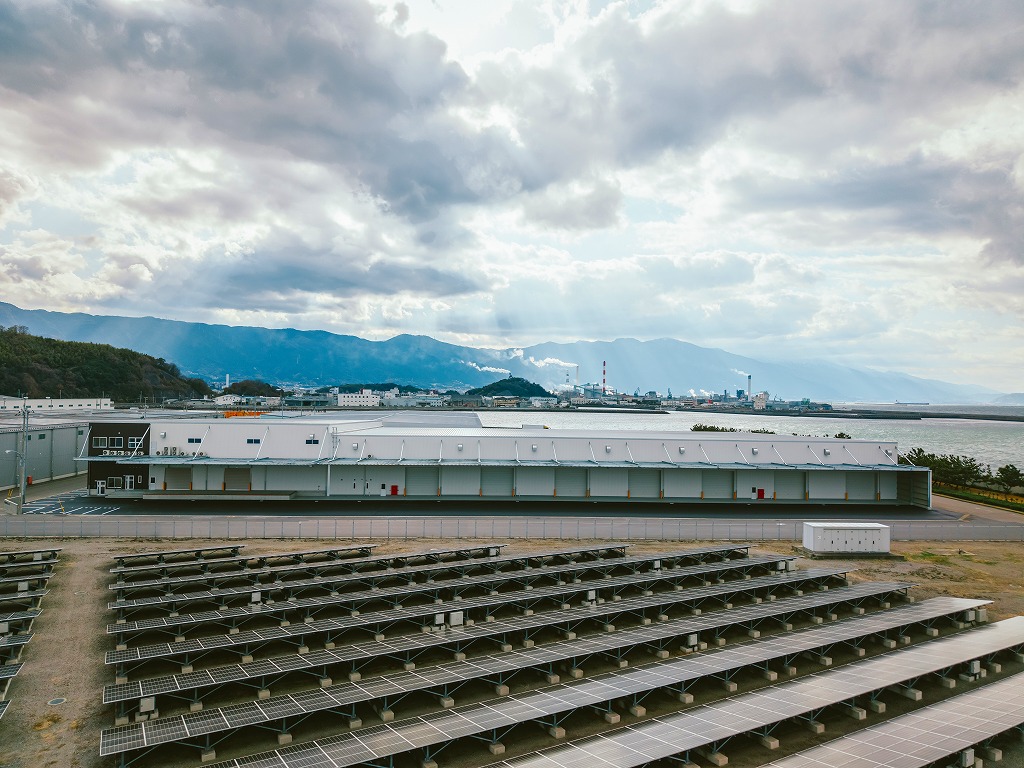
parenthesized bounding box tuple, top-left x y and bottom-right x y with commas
(0, 589, 48, 607)
(0, 699, 8, 720)
(100, 592, 978, 758)
(112, 545, 244, 568)
(195, 617, 1024, 768)
(104, 565, 851, 684)
(0, 558, 58, 575)
(108, 542, 637, 596)
(759, 671, 1024, 768)
(0, 547, 62, 563)
(110, 544, 374, 579)
(105, 581, 933, 712)
(107, 553, 795, 641)
(486, 617, 1024, 768)
(105, 546, 761, 620)
(0, 662, 23, 681)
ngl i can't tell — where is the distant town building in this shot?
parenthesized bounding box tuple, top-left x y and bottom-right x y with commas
(337, 390, 381, 407)
(0, 395, 113, 411)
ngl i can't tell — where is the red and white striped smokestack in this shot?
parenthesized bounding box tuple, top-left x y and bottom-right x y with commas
(602, 360, 606, 394)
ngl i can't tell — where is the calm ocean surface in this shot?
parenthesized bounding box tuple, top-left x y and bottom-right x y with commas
(477, 408, 1024, 469)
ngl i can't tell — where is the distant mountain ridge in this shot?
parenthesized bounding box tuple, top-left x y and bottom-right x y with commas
(0, 302, 1001, 403)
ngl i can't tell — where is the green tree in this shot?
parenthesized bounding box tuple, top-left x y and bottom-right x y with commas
(995, 464, 1024, 494)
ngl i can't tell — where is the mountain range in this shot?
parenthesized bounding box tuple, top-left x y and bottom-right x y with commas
(0, 302, 1002, 403)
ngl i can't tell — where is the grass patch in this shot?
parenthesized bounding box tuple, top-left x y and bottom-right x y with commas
(913, 551, 952, 565)
(32, 713, 61, 731)
(934, 487, 1024, 513)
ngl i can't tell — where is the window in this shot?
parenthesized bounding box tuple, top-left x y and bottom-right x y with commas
(128, 437, 143, 449)
(109, 436, 124, 448)
(107, 477, 123, 489)
(246, 438, 261, 444)
(305, 438, 319, 445)
(78, 430, 84, 436)
(37, 434, 45, 440)
(187, 437, 202, 444)
(92, 437, 107, 448)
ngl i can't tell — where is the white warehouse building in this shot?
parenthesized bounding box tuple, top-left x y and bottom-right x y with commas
(82, 413, 932, 507)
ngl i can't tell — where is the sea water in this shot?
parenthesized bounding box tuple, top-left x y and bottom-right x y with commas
(478, 409, 1024, 470)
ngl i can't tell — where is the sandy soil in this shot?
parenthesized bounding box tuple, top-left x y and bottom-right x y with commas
(1, 537, 1022, 768)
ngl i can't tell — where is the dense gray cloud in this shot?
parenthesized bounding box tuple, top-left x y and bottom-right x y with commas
(0, 0, 1022, 389)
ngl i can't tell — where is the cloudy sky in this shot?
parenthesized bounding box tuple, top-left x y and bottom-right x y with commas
(1, 1, 1022, 391)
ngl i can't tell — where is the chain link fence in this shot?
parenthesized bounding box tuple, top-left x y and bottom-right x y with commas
(2, 515, 1022, 542)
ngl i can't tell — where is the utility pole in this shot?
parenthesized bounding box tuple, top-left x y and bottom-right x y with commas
(16, 397, 27, 514)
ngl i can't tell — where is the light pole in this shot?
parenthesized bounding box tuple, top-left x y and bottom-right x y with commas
(3, 399, 27, 514)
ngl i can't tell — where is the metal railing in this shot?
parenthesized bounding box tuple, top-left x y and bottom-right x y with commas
(1, 515, 1022, 542)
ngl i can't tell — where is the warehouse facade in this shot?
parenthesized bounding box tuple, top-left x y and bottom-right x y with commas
(81, 414, 932, 508)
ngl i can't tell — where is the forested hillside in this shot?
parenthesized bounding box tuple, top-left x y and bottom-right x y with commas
(0, 326, 211, 401)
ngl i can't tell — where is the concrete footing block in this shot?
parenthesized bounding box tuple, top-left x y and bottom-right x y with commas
(763, 670, 778, 681)
(939, 677, 957, 689)
(899, 635, 911, 645)
(617, 659, 629, 668)
(348, 671, 362, 682)
(378, 709, 394, 722)
(115, 643, 127, 651)
(805, 721, 825, 735)
(500, 643, 513, 653)
(779, 622, 792, 631)
(569, 668, 584, 679)
(869, 700, 886, 713)
(853, 647, 866, 657)
(603, 711, 620, 724)
(298, 646, 309, 655)
(403, 661, 416, 671)
(324, 641, 335, 650)
(488, 743, 506, 756)
(747, 629, 760, 638)
(641, 617, 652, 625)
(852, 607, 865, 615)
(115, 675, 128, 685)
(881, 638, 896, 649)
(691, 608, 702, 616)
(658, 614, 669, 622)
(562, 631, 577, 640)
(677, 691, 694, 704)
(983, 747, 1002, 762)
(277, 733, 292, 745)
(927, 628, 940, 637)
(545, 673, 560, 684)
(494, 684, 509, 696)
(987, 662, 1002, 673)
(319, 677, 332, 688)
(421, 760, 437, 768)
(174, 635, 186, 643)
(699, 750, 728, 766)
(522, 609, 534, 616)
(811, 616, 823, 624)
(654, 650, 669, 659)
(759, 735, 779, 749)
(784, 665, 797, 676)
(547, 726, 566, 738)
(189, 701, 203, 712)
(258, 688, 271, 700)
(715, 638, 726, 647)
(522, 639, 535, 649)
(629, 704, 646, 717)
(201, 749, 217, 763)
(180, 664, 193, 674)
(348, 718, 362, 729)
(452, 652, 466, 661)
(241, 655, 254, 664)
(604, 624, 615, 632)
(846, 706, 867, 721)
(722, 680, 737, 692)
(279, 620, 290, 627)
(439, 696, 455, 708)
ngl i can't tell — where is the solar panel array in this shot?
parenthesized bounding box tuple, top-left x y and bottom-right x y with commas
(0, 548, 60, 722)
(112, 544, 244, 568)
(758, 670, 1024, 768)
(105, 545, 759, 620)
(200, 617, 1024, 768)
(110, 544, 376, 580)
(102, 578, 911, 713)
(96, 541, 1024, 768)
(99, 593, 981, 756)
(106, 553, 796, 644)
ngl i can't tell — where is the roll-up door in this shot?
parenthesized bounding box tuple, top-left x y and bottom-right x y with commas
(165, 466, 192, 490)
(663, 469, 701, 499)
(481, 467, 514, 497)
(555, 467, 587, 499)
(701, 470, 733, 499)
(590, 468, 628, 497)
(441, 466, 481, 496)
(808, 471, 845, 499)
(775, 470, 805, 500)
(846, 471, 876, 500)
(329, 468, 363, 496)
(628, 469, 661, 498)
(406, 467, 440, 496)
(223, 467, 251, 491)
(878, 472, 897, 500)
(516, 467, 555, 496)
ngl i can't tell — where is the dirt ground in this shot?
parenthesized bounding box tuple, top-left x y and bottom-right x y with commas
(1, 536, 1023, 768)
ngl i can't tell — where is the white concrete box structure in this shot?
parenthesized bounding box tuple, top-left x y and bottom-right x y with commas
(802, 522, 891, 553)
(82, 412, 932, 508)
